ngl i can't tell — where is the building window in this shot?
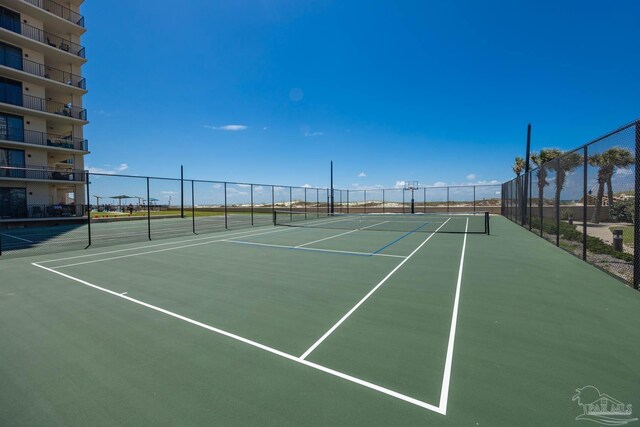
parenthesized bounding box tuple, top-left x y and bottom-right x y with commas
(0, 77, 22, 106)
(0, 42, 22, 71)
(0, 113, 24, 142)
(0, 147, 25, 178)
(0, 187, 27, 218)
(0, 6, 20, 34)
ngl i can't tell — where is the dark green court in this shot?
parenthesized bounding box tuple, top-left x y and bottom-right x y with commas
(1, 215, 638, 425)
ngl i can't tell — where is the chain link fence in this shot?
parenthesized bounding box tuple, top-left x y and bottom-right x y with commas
(502, 120, 639, 288)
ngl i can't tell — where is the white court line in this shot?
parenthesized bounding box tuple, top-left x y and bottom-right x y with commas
(48, 227, 296, 269)
(295, 221, 390, 248)
(31, 262, 443, 414)
(223, 240, 407, 259)
(299, 218, 451, 360)
(1, 233, 34, 243)
(438, 218, 468, 414)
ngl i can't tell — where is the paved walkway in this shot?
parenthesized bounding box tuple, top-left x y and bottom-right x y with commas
(574, 221, 633, 253)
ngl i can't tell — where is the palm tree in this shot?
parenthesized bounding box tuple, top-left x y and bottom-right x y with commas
(512, 156, 526, 176)
(547, 151, 583, 220)
(530, 149, 561, 210)
(588, 147, 634, 223)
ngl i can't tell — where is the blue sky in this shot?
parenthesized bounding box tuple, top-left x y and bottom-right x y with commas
(82, 0, 639, 191)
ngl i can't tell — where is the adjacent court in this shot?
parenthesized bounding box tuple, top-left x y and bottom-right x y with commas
(0, 214, 638, 425)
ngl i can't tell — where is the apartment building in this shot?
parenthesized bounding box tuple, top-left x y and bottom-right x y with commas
(0, 0, 87, 220)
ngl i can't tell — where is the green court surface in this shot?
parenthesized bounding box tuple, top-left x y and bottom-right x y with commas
(1, 216, 638, 425)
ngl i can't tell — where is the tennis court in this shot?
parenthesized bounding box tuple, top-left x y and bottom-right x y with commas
(1, 214, 639, 425)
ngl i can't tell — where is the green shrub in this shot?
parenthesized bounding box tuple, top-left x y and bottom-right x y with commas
(610, 200, 634, 223)
(529, 217, 632, 261)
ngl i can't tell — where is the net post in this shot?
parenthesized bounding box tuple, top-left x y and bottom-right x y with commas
(146, 177, 151, 240)
(634, 120, 640, 290)
(273, 209, 276, 226)
(485, 211, 490, 235)
(224, 182, 228, 230)
(192, 180, 196, 234)
(411, 188, 415, 214)
(86, 171, 91, 247)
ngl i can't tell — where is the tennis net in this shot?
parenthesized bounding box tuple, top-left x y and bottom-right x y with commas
(273, 211, 490, 234)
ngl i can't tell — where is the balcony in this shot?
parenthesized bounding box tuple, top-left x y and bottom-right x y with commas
(0, 163, 86, 182)
(0, 126, 87, 151)
(22, 0, 85, 28)
(0, 55, 86, 89)
(1, 202, 86, 219)
(0, 93, 87, 121)
(0, 16, 85, 58)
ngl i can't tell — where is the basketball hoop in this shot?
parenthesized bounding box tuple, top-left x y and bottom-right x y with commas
(403, 181, 419, 214)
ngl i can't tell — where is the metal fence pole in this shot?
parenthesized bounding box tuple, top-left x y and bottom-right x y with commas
(402, 189, 405, 214)
(634, 121, 640, 289)
(192, 180, 196, 234)
(364, 190, 367, 214)
(382, 189, 385, 214)
(86, 172, 91, 247)
(224, 182, 228, 229)
(529, 172, 533, 231)
(289, 187, 293, 221)
(473, 185, 476, 212)
(316, 188, 319, 218)
(180, 165, 184, 219)
(147, 177, 151, 240)
(304, 187, 307, 219)
(346, 190, 349, 214)
(251, 184, 254, 226)
(582, 146, 588, 260)
(447, 187, 450, 214)
(272, 186, 275, 217)
(555, 158, 560, 247)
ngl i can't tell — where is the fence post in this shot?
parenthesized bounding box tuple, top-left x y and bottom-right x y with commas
(251, 184, 254, 226)
(316, 188, 319, 218)
(634, 121, 640, 289)
(289, 187, 293, 221)
(529, 172, 533, 231)
(224, 182, 228, 230)
(86, 171, 91, 247)
(192, 180, 196, 234)
(583, 146, 588, 260)
(473, 185, 476, 212)
(447, 187, 450, 214)
(272, 186, 275, 217)
(364, 190, 367, 214)
(180, 165, 184, 219)
(304, 187, 307, 219)
(382, 189, 385, 214)
(555, 158, 560, 247)
(147, 177, 151, 240)
(347, 190, 349, 214)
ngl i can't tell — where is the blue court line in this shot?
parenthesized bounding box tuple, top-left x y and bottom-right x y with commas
(370, 222, 430, 255)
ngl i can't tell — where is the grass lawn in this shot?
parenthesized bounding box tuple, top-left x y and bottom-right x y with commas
(609, 225, 634, 245)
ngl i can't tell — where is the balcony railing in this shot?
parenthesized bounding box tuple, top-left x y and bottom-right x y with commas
(23, 0, 85, 28)
(1, 203, 87, 219)
(0, 16, 85, 58)
(0, 126, 87, 150)
(0, 93, 87, 120)
(1, 54, 86, 89)
(0, 163, 86, 182)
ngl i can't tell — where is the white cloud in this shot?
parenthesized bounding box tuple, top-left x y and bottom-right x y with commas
(204, 124, 248, 131)
(358, 172, 367, 177)
(302, 184, 312, 188)
(433, 181, 447, 187)
(304, 131, 323, 137)
(394, 180, 406, 188)
(87, 163, 129, 175)
(466, 173, 476, 180)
